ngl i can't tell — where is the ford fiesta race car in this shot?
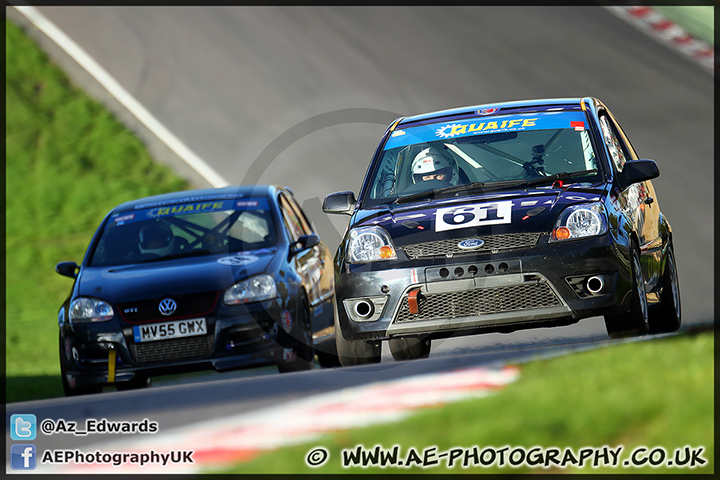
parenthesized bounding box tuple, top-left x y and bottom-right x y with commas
(56, 185, 338, 395)
(323, 97, 681, 365)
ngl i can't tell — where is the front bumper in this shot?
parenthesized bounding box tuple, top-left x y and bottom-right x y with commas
(336, 233, 632, 341)
(61, 300, 297, 387)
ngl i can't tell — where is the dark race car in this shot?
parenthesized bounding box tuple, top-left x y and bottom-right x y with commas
(323, 97, 681, 365)
(56, 185, 338, 395)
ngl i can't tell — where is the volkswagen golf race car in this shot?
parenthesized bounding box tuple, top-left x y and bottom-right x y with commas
(56, 185, 338, 395)
(323, 97, 681, 365)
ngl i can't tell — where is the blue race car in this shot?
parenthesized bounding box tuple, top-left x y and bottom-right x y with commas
(324, 97, 681, 365)
(56, 185, 338, 395)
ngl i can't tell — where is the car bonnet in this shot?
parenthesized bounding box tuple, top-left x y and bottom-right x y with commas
(353, 187, 607, 247)
(76, 248, 279, 303)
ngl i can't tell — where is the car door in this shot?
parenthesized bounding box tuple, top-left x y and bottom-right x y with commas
(599, 110, 661, 287)
(278, 193, 333, 324)
(608, 110, 663, 288)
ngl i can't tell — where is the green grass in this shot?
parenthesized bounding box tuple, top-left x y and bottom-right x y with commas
(219, 331, 713, 474)
(5, 20, 189, 402)
(654, 5, 714, 46)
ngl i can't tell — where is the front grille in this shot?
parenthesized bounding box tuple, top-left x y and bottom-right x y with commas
(129, 334, 215, 364)
(118, 291, 220, 324)
(400, 233, 540, 259)
(394, 283, 561, 323)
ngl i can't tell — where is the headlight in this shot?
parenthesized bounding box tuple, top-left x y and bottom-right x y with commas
(550, 203, 608, 242)
(224, 274, 277, 305)
(69, 297, 114, 323)
(346, 226, 397, 263)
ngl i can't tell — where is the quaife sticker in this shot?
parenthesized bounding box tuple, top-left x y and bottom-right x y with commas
(435, 201, 513, 232)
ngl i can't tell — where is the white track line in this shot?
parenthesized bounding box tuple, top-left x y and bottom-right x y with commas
(12, 5, 230, 188)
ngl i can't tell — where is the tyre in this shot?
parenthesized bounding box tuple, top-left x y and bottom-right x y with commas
(604, 244, 649, 339)
(315, 338, 342, 368)
(59, 335, 102, 396)
(389, 336, 431, 361)
(316, 350, 342, 368)
(116, 374, 152, 391)
(648, 245, 681, 334)
(278, 293, 315, 373)
(314, 297, 342, 368)
(335, 308, 381, 366)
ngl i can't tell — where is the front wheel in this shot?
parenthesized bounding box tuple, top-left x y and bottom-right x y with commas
(389, 336, 431, 361)
(648, 245, 681, 334)
(116, 374, 152, 391)
(335, 310, 381, 366)
(278, 293, 315, 373)
(336, 335, 381, 366)
(604, 244, 649, 339)
(59, 335, 102, 396)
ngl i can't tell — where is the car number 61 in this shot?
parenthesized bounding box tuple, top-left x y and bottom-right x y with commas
(435, 200, 513, 232)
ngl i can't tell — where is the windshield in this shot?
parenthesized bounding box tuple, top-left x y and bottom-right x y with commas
(89, 197, 277, 266)
(364, 110, 602, 206)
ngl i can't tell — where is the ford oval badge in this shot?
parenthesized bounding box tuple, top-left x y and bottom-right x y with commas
(458, 239, 485, 250)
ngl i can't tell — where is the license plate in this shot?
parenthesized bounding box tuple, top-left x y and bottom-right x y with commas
(132, 318, 207, 343)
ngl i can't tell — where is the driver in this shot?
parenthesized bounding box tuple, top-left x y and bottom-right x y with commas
(138, 222, 175, 257)
(410, 147, 459, 186)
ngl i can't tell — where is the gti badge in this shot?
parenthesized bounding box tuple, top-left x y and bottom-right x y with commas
(158, 298, 177, 316)
(458, 238, 485, 250)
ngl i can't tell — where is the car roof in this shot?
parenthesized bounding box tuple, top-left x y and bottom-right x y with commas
(396, 97, 594, 129)
(111, 185, 285, 213)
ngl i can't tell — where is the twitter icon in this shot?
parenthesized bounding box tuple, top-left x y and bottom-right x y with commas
(10, 414, 37, 441)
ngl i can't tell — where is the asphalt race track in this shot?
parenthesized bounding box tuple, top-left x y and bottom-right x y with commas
(6, 5, 714, 462)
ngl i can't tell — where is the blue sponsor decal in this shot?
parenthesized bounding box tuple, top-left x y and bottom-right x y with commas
(110, 198, 270, 225)
(385, 111, 588, 150)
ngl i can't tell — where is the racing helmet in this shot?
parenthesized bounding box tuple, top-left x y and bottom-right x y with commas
(138, 222, 174, 256)
(411, 147, 459, 184)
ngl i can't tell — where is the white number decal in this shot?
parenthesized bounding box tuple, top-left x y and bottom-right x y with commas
(434, 201, 513, 232)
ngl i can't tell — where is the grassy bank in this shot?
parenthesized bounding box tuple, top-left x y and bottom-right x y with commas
(654, 5, 714, 46)
(5, 20, 189, 402)
(220, 331, 714, 474)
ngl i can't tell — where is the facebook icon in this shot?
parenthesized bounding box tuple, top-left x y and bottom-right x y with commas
(11, 444, 37, 470)
(10, 414, 36, 440)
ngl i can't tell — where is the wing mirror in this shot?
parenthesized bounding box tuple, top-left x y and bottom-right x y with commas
(322, 191, 356, 215)
(290, 234, 320, 255)
(56, 261, 79, 279)
(618, 159, 660, 190)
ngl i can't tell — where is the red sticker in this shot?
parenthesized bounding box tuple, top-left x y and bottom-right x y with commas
(476, 107, 500, 116)
(281, 310, 292, 333)
(571, 121, 585, 131)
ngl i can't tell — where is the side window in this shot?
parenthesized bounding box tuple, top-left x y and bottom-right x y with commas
(607, 113, 639, 161)
(286, 194, 314, 236)
(278, 194, 304, 242)
(599, 114, 628, 171)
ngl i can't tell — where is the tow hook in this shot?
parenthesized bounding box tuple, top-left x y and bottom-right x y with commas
(408, 288, 424, 315)
(108, 347, 117, 383)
